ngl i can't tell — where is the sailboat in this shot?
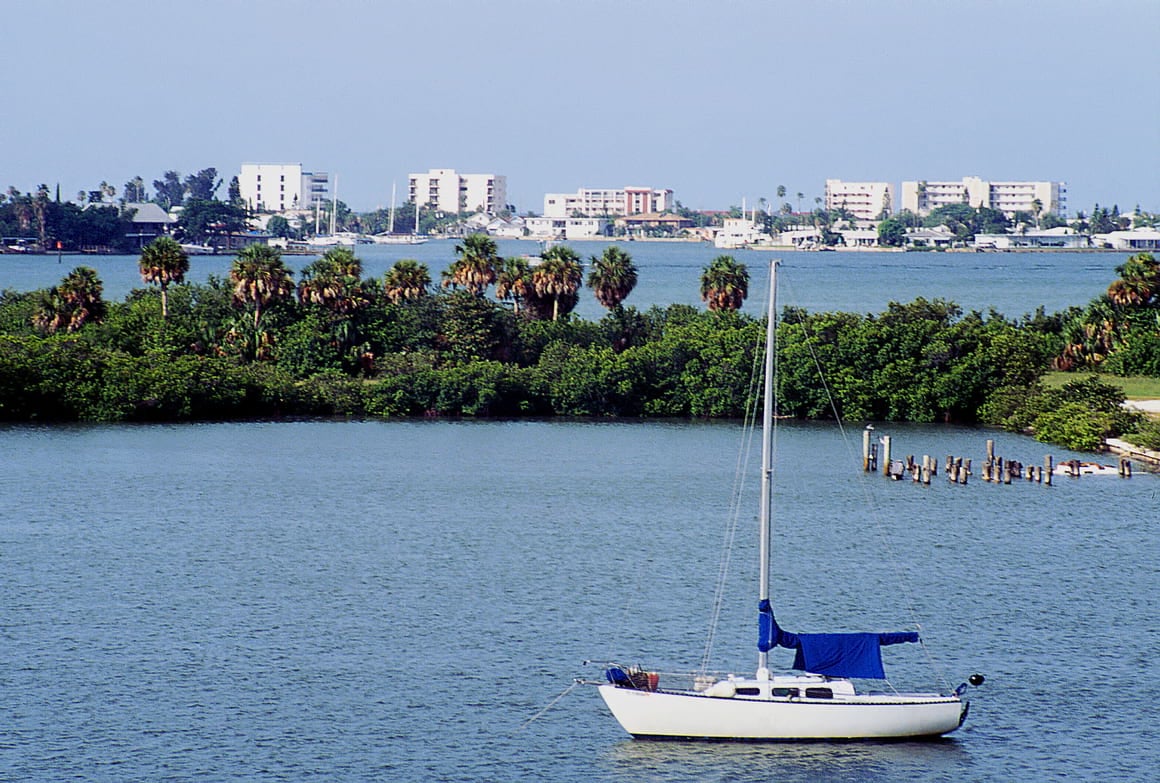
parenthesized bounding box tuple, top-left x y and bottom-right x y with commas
(596, 259, 982, 741)
(371, 182, 429, 245)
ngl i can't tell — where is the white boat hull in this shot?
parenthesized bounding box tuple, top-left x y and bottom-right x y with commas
(598, 684, 966, 740)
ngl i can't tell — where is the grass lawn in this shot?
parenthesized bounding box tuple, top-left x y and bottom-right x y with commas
(1043, 371, 1160, 400)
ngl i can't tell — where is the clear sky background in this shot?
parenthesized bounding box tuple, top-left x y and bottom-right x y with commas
(2, 0, 1157, 215)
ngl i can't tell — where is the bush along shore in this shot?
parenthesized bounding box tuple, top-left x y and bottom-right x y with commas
(1, 242, 1157, 455)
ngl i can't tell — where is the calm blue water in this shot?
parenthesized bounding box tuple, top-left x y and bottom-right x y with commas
(0, 243, 1131, 320)
(2, 420, 1157, 781)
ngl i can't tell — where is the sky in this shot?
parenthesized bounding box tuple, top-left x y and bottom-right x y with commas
(2, 0, 1157, 215)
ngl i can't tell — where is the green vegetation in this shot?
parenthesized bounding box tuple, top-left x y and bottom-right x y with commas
(1055, 253, 1160, 375)
(981, 375, 1144, 452)
(1043, 371, 1160, 400)
(1125, 419, 1160, 451)
(2, 242, 1159, 456)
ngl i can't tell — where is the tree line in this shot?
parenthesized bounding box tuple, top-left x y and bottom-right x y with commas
(0, 238, 1155, 452)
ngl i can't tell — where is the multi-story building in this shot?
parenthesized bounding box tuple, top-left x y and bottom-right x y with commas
(238, 163, 329, 213)
(543, 186, 674, 219)
(408, 169, 507, 215)
(824, 180, 894, 222)
(900, 177, 1066, 218)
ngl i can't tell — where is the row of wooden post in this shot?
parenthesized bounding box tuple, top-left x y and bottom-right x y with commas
(860, 433, 1136, 485)
(983, 440, 1053, 485)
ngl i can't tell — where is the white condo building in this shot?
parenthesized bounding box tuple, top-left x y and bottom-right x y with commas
(238, 163, 329, 213)
(408, 169, 507, 215)
(900, 177, 1066, 218)
(543, 186, 674, 219)
(824, 180, 894, 222)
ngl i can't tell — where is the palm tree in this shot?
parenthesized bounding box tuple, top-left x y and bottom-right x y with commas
(32, 184, 50, 248)
(382, 259, 431, 304)
(532, 245, 583, 321)
(443, 233, 499, 295)
(586, 245, 638, 310)
(229, 244, 294, 328)
(495, 257, 533, 314)
(32, 287, 69, 334)
(58, 266, 106, 330)
(1107, 252, 1159, 308)
(138, 236, 189, 318)
(700, 255, 749, 312)
(34, 266, 107, 333)
(298, 247, 366, 315)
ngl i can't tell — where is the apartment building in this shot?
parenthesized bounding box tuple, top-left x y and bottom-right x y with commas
(543, 186, 674, 219)
(824, 180, 894, 222)
(900, 177, 1066, 218)
(408, 169, 507, 215)
(238, 163, 329, 213)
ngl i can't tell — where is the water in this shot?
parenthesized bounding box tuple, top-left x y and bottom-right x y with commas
(0, 243, 1131, 320)
(2, 420, 1157, 781)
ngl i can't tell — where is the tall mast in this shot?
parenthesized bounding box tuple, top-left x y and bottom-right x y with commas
(330, 175, 338, 236)
(389, 182, 396, 234)
(757, 259, 779, 675)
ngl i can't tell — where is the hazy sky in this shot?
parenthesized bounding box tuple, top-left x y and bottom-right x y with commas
(3, 0, 1157, 214)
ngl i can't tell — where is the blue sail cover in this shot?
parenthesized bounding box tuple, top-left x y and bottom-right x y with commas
(757, 599, 918, 679)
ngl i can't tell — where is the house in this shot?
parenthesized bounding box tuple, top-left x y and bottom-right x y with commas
(775, 228, 823, 248)
(524, 216, 609, 240)
(1091, 228, 1160, 251)
(487, 217, 525, 239)
(617, 212, 693, 237)
(121, 202, 177, 248)
(904, 226, 957, 248)
(714, 218, 773, 249)
(974, 227, 1089, 250)
(837, 227, 880, 248)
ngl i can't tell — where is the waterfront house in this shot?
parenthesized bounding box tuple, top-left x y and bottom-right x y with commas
(1092, 228, 1160, 251)
(121, 201, 177, 248)
(974, 226, 1089, 250)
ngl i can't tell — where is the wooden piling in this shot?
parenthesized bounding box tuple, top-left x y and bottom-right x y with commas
(881, 435, 892, 478)
(862, 428, 872, 472)
(1045, 455, 1053, 486)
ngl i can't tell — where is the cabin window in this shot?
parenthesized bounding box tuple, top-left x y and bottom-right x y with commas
(805, 687, 834, 699)
(772, 688, 799, 698)
(735, 687, 760, 696)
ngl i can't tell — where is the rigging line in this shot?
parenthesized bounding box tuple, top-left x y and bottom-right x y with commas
(700, 316, 765, 674)
(516, 681, 581, 733)
(919, 638, 954, 694)
(778, 270, 954, 689)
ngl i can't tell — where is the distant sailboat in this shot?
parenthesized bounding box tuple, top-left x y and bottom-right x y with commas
(371, 182, 429, 245)
(307, 174, 367, 247)
(594, 259, 984, 741)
